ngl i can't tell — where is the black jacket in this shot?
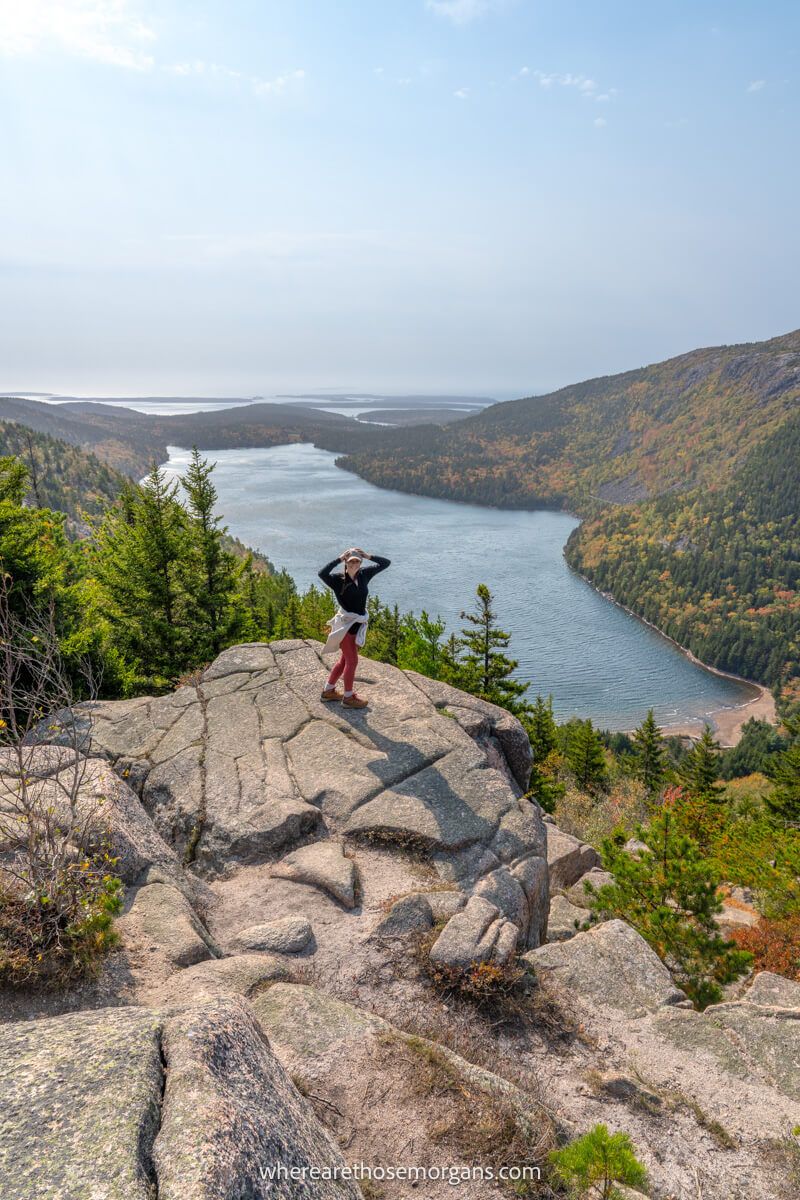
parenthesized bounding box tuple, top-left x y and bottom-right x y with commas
(318, 555, 391, 616)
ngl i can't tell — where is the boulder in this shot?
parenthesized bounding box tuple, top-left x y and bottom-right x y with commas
(564, 867, 615, 909)
(546, 894, 587, 942)
(0, 998, 362, 1200)
(272, 842, 358, 909)
(0, 750, 206, 907)
(424, 889, 465, 921)
(744, 971, 800, 1009)
(429, 895, 519, 969)
(372, 893, 434, 938)
(524, 919, 688, 1017)
(122, 882, 220, 967)
(546, 827, 600, 891)
(230, 917, 314, 955)
(154, 998, 362, 1198)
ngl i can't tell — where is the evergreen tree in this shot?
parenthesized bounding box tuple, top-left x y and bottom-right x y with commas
(456, 583, 530, 714)
(567, 719, 608, 794)
(366, 599, 404, 665)
(585, 804, 752, 1008)
(94, 469, 192, 686)
(631, 708, 668, 798)
(765, 717, 800, 825)
(677, 724, 721, 799)
(180, 448, 244, 658)
(398, 610, 448, 678)
(525, 694, 559, 762)
(274, 594, 303, 639)
(549, 1124, 648, 1200)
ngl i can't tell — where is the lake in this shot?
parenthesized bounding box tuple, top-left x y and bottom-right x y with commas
(162, 442, 754, 732)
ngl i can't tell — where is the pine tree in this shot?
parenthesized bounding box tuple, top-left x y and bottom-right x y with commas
(456, 583, 530, 714)
(677, 724, 721, 799)
(631, 708, 668, 798)
(567, 719, 608, 794)
(397, 610, 448, 678)
(549, 1124, 648, 1200)
(525, 694, 558, 761)
(765, 717, 800, 825)
(585, 804, 752, 1008)
(365, 599, 404, 665)
(180, 448, 244, 659)
(274, 594, 303, 639)
(94, 469, 192, 685)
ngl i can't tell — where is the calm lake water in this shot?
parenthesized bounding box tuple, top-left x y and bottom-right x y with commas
(162, 442, 753, 732)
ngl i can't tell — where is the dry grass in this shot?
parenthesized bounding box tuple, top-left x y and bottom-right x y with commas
(376, 1028, 559, 1196)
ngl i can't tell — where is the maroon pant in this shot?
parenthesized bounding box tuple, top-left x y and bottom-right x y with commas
(326, 629, 358, 692)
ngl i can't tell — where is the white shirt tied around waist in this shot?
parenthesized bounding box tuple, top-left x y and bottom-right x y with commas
(322, 608, 369, 654)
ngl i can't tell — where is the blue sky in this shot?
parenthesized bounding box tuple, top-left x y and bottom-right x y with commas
(1, 1, 797, 397)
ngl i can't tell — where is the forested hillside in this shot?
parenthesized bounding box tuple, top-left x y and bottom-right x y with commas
(565, 416, 800, 699)
(336, 330, 800, 698)
(338, 329, 800, 511)
(0, 422, 127, 522)
(0, 398, 167, 478)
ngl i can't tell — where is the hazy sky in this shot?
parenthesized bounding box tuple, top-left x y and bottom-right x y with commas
(1, 1, 798, 398)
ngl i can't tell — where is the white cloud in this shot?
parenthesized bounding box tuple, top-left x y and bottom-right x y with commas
(453, 87, 469, 99)
(747, 79, 766, 92)
(426, 0, 493, 26)
(0, 0, 156, 70)
(533, 71, 617, 104)
(594, 116, 607, 128)
(252, 68, 305, 97)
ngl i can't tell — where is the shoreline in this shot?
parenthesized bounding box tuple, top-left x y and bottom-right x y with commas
(573, 572, 777, 747)
(159, 442, 778, 747)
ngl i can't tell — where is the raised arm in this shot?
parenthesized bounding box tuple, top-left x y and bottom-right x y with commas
(318, 557, 343, 587)
(360, 553, 391, 578)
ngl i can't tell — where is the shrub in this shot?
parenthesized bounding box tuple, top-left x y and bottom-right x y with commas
(0, 582, 123, 988)
(548, 1123, 648, 1199)
(730, 915, 800, 981)
(0, 852, 122, 987)
(423, 954, 530, 1008)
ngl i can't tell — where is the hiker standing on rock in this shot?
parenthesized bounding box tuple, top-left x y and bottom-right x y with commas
(318, 547, 391, 708)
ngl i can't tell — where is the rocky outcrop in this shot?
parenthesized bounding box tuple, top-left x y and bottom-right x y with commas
(545, 894, 586, 942)
(525, 919, 689, 1016)
(0, 998, 362, 1199)
(654, 997, 800, 1102)
(44, 640, 549, 967)
(252, 984, 555, 1198)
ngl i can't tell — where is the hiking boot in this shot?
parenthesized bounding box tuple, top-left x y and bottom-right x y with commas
(342, 692, 368, 708)
(320, 686, 343, 702)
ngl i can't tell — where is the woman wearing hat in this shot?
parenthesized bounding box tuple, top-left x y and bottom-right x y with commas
(318, 547, 391, 708)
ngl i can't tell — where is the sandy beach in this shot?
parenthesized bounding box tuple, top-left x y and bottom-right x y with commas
(660, 682, 777, 747)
